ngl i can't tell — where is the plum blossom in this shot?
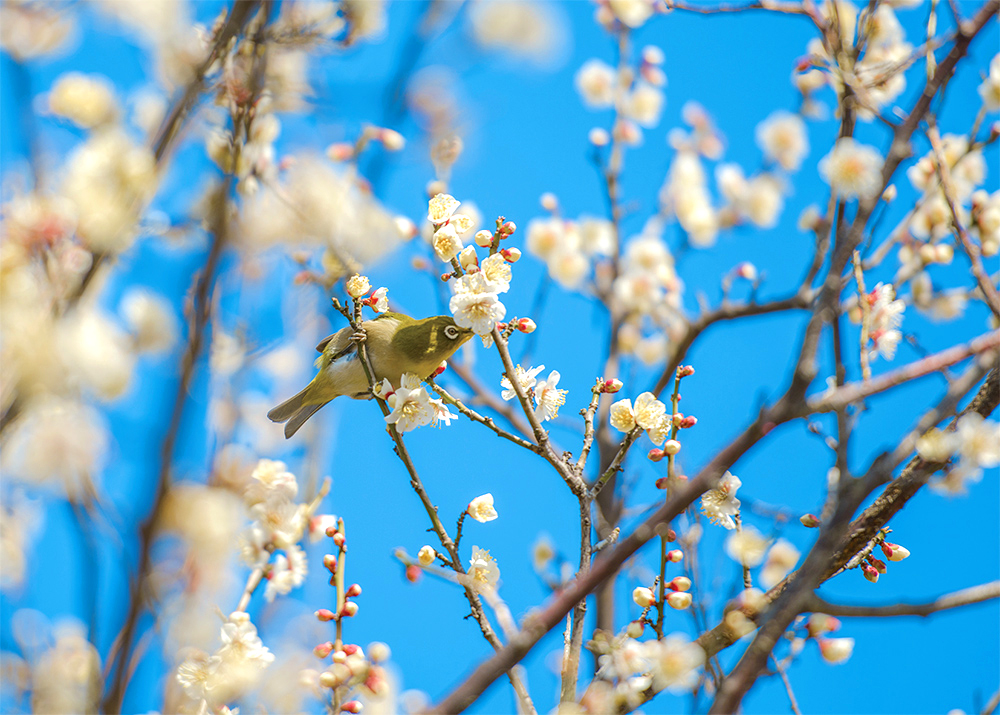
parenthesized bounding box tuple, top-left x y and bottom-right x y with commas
(467, 493, 499, 523)
(501, 364, 545, 401)
(700, 471, 742, 530)
(533, 370, 567, 422)
(819, 138, 883, 200)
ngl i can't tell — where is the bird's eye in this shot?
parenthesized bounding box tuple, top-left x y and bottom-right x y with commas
(445, 326, 459, 339)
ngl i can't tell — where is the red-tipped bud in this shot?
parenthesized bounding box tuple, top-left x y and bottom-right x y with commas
(794, 56, 811, 72)
(499, 221, 516, 237)
(632, 586, 656, 608)
(648, 448, 666, 462)
(326, 142, 354, 162)
(862, 564, 879, 583)
(869, 557, 887, 575)
(677, 365, 695, 378)
(881, 542, 910, 561)
(735, 261, 758, 281)
(406, 564, 422, 583)
(626, 620, 644, 638)
(666, 591, 693, 610)
(346, 583, 362, 598)
(326, 525, 339, 538)
(601, 378, 623, 393)
(500, 247, 522, 263)
(342, 644, 360, 656)
(341, 601, 359, 617)
(663, 440, 681, 456)
(474, 230, 494, 247)
(431, 361, 447, 378)
(333, 532, 346, 548)
(378, 128, 405, 151)
(323, 554, 338, 573)
(800, 513, 821, 528)
(666, 549, 684, 563)
(342, 700, 363, 713)
(663, 528, 677, 542)
(669, 576, 692, 592)
(316, 609, 336, 622)
(516, 317, 536, 333)
(654, 477, 669, 489)
(671, 413, 685, 427)
(679, 416, 698, 429)
(440, 272, 453, 282)
(314, 641, 334, 658)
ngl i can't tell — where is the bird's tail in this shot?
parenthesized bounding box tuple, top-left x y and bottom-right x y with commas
(268, 386, 330, 439)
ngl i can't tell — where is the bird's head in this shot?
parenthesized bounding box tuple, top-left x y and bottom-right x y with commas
(393, 315, 475, 367)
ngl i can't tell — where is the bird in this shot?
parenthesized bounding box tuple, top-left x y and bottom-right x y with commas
(267, 312, 475, 438)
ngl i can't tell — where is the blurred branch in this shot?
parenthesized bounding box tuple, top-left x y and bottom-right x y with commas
(806, 581, 1000, 617)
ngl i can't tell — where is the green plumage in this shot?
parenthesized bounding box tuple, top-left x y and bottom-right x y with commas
(267, 312, 473, 438)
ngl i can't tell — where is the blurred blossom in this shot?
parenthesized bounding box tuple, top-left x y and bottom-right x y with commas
(121, 288, 179, 354)
(0, 2, 75, 60)
(623, 82, 664, 128)
(28, 619, 101, 714)
(0, 490, 43, 592)
(2, 397, 108, 499)
(237, 156, 400, 268)
(980, 54, 1000, 111)
(818, 138, 883, 200)
(343, 0, 387, 42)
(161, 484, 245, 567)
(469, 0, 567, 65)
(725, 526, 768, 567)
(608, 0, 655, 28)
(47, 72, 118, 128)
(641, 634, 705, 693)
(755, 111, 808, 172)
(63, 305, 137, 400)
(760, 539, 800, 588)
(61, 130, 158, 254)
(660, 150, 719, 247)
(466, 546, 500, 592)
(575, 59, 616, 108)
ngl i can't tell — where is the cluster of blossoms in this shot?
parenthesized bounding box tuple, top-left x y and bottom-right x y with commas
(609, 391, 690, 450)
(375, 373, 456, 433)
(500, 365, 568, 422)
(585, 631, 705, 711)
(918, 413, 1000, 495)
(575, 42, 666, 146)
(525, 204, 615, 291)
(854, 533, 911, 585)
(632, 573, 693, 613)
(175, 611, 275, 713)
(345, 274, 389, 311)
(794, 1, 922, 120)
(239, 459, 322, 602)
(845, 282, 905, 362)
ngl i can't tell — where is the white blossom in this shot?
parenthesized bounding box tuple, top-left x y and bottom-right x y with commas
(467, 493, 499, 523)
(533, 370, 567, 422)
(756, 111, 808, 171)
(819, 138, 883, 200)
(700, 471, 742, 529)
(501, 364, 544, 401)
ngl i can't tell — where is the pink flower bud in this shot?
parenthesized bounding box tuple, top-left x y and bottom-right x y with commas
(589, 127, 610, 146)
(342, 700, 364, 713)
(654, 476, 669, 489)
(666, 591, 693, 609)
(316, 609, 336, 622)
(735, 261, 758, 281)
(626, 620, 644, 638)
(679, 416, 698, 429)
(806, 613, 840, 637)
(378, 128, 405, 151)
(342, 643, 360, 655)
(440, 272, 452, 282)
(431, 361, 447, 378)
(677, 365, 695, 378)
(346, 583, 362, 597)
(500, 221, 516, 237)
(862, 564, 879, 583)
(800, 514, 820, 528)
(667, 549, 683, 563)
(663, 528, 677, 542)
(326, 525, 339, 538)
(474, 229, 494, 247)
(540, 192, 559, 212)
(500, 247, 522, 263)
(648, 448, 666, 462)
(326, 142, 354, 162)
(333, 532, 346, 548)
(516, 317, 536, 333)
(818, 637, 854, 664)
(324, 554, 338, 573)
(669, 576, 692, 592)
(663, 440, 681, 456)
(602, 378, 623, 393)
(881, 542, 910, 561)
(342, 601, 359, 617)
(405, 565, 421, 582)
(869, 557, 887, 575)
(314, 641, 334, 658)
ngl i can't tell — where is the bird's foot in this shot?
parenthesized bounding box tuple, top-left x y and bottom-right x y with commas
(350, 330, 367, 344)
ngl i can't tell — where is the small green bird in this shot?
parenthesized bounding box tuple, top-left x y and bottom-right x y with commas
(268, 312, 474, 438)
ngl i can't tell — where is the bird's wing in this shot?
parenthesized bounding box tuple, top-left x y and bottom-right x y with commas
(315, 326, 356, 363)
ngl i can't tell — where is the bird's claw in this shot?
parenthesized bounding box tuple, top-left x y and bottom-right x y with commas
(350, 330, 367, 344)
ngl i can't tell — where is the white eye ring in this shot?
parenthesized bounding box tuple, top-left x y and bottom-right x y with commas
(445, 326, 459, 339)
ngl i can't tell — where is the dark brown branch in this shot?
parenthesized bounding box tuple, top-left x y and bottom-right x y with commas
(806, 581, 1000, 617)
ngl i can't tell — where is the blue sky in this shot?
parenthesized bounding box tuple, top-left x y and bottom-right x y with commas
(2, 1, 998, 713)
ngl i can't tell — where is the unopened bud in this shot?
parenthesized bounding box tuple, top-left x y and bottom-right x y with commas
(589, 127, 610, 146)
(919, 243, 937, 264)
(881, 184, 897, 202)
(800, 513, 820, 528)
(806, 613, 840, 637)
(326, 525, 339, 538)
(667, 549, 683, 563)
(378, 128, 405, 151)
(405, 564, 421, 582)
(440, 272, 452, 282)
(677, 365, 695, 378)
(346, 583, 362, 597)
(319, 671, 339, 688)
(316, 609, 336, 622)
(655, 477, 669, 489)
(342, 644, 360, 656)
(626, 620, 644, 638)
(669, 576, 691, 592)
(500, 247, 522, 263)
(934, 243, 953, 264)
(601, 378, 623, 393)
(324, 554, 338, 573)
(679, 416, 697, 428)
(368, 642, 391, 663)
(666, 591, 693, 609)
(540, 192, 559, 212)
(332, 649, 347, 663)
(432, 361, 447, 378)
(735, 261, 758, 281)
(881, 542, 910, 561)
(516, 317, 536, 333)
(499, 221, 516, 237)
(418, 545, 436, 565)
(474, 229, 494, 247)
(314, 641, 334, 658)
(869, 557, 887, 574)
(648, 448, 666, 462)
(632, 586, 656, 608)
(342, 700, 364, 713)
(333, 532, 346, 548)
(326, 142, 354, 162)
(862, 564, 879, 583)
(671, 413, 685, 427)
(342, 601, 359, 617)
(663, 439, 681, 456)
